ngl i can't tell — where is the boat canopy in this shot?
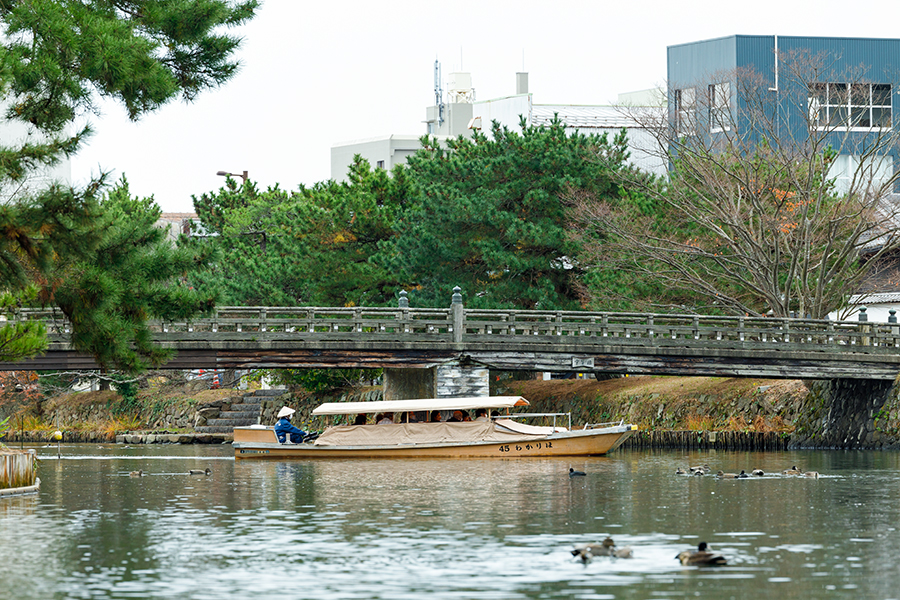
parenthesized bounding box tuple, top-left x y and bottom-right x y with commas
(312, 396, 529, 416)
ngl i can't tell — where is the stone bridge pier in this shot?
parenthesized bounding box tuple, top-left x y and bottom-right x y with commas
(792, 378, 897, 449)
(383, 360, 489, 401)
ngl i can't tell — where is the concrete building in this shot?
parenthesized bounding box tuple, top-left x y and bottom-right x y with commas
(470, 79, 667, 176)
(331, 65, 667, 181)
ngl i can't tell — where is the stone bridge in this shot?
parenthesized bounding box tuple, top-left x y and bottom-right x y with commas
(5, 292, 899, 448)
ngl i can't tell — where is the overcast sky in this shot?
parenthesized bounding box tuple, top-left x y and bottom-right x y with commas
(70, 0, 900, 213)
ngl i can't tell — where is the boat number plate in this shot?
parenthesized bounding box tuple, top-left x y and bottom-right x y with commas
(499, 441, 552, 453)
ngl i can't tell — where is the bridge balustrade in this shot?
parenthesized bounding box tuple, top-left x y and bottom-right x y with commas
(8, 306, 900, 354)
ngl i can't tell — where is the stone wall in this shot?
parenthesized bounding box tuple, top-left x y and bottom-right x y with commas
(791, 378, 900, 449)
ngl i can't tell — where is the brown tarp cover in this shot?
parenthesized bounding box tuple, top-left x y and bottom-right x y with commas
(314, 421, 548, 447)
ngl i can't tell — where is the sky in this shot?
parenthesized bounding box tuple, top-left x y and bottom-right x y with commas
(69, 0, 900, 213)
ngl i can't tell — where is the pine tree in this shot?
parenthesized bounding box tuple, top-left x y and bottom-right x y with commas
(0, 0, 257, 365)
(390, 119, 629, 309)
(51, 177, 217, 372)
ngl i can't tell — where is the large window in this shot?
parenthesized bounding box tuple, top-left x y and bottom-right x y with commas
(808, 83, 892, 130)
(674, 88, 696, 136)
(708, 82, 730, 132)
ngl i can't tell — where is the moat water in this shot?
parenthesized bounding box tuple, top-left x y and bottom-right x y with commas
(2, 444, 900, 599)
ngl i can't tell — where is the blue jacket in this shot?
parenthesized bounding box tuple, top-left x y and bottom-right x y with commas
(274, 417, 307, 442)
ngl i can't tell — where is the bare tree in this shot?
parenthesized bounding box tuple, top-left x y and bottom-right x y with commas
(571, 50, 900, 319)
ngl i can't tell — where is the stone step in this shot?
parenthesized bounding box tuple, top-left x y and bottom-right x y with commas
(240, 397, 263, 404)
(207, 418, 256, 427)
(230, 403, 261, 411)
(218, 411, 259, 420)
(194, 426, 235, 434)
(252, 389, 289, 397)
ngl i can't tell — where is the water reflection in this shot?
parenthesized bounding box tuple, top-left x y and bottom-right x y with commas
(2, 445, 900, 599)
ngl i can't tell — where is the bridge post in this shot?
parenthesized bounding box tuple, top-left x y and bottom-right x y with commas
(451, 286, 463, 344)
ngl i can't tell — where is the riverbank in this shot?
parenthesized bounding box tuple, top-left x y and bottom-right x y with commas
(3, 374, 900, 449)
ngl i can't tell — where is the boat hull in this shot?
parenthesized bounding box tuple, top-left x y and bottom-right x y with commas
(233, 425, 636, 459)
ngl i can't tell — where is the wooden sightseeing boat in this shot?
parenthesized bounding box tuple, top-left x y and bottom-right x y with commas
(232, 396, 636, 459)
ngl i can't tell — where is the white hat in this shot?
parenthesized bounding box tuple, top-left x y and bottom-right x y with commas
(277, 406, 296, 418)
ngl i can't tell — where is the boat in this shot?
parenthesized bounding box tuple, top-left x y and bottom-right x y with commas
(232, 396, 637, 459)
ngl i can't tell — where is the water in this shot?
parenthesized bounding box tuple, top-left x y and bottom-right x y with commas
(2, 444, 900, 600)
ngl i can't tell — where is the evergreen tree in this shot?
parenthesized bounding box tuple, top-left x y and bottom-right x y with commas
(189, 157, 413, 307)
(51, 177, 217, 372)
(390, 119, 629, 309)
(0, 0, 257, 365)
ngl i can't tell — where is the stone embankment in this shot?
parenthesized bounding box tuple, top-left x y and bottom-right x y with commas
(6, 375, 900, 449)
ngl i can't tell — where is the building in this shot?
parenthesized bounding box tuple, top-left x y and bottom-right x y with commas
(669, 35, 900, 322)
(331, 65, 667, 181)
(667, 35, 900, 189)
(471, 80, 667, 177)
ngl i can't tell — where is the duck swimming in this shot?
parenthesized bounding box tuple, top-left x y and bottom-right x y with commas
(569, 468, 586, 477)
(782, 466, 802, 476)
(676, 541, 727, 566)
(189, 468, 211, 475)
(751, 469, 765, 477)
(129, 470, 143, 477)
(571, 537, 633, 563)
(716, 470, 739, 479)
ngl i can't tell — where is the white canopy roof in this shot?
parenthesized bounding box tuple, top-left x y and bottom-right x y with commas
(312, 396, 529, 416)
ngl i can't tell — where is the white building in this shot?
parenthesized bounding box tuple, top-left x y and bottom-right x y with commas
(330, 67, 667, 181)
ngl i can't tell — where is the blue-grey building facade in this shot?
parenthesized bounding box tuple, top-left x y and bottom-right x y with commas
(667, 35, 900, 189)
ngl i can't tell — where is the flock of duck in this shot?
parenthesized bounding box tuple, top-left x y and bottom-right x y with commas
(571, 539, 727, 566)
(674, 464, 820, 479)
(570, 462, 821, 566)
(128, 468, 212, 477)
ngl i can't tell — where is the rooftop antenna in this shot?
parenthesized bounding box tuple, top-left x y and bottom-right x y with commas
(434, 59, 444, 126)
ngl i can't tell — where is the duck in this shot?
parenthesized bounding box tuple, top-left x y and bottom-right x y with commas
(738, 470, 749, 478)
(716, 470, 739, 479)
(571, 537, 633, 563)
(676, 541, 727, 566)
(751, 469, 765, 477)
(189, 468, 211, 476)
(802, 470, 819, 479)
(782, 465, 802, 476)
(689, 464, 710, 474)
(675, 467, 687, 475)
(129, 470, 143, 477)
(569, 468, 586, 477)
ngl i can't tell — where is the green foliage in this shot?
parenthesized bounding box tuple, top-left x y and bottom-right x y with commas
(389, 118, 629, 309)
(108, 374, 140, 415)
(0, 0, 259, 131)
(267, 368, 380, 393)
(188, 156, 413, 307)
(0, 0, 257, 367)
(50, 177, 217, 372)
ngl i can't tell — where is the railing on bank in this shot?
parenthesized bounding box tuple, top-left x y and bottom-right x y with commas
(9, 287, 900, 355)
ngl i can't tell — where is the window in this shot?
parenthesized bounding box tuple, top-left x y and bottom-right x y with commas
(376, 160, 385, 169)
(674, 88, 696, 136)
(808, 83, 892, 130)
(708, 82, 730, 132)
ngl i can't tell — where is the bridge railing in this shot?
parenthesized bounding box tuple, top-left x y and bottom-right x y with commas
(9, 305, 900, 353)
(461, 309, 900, 350)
